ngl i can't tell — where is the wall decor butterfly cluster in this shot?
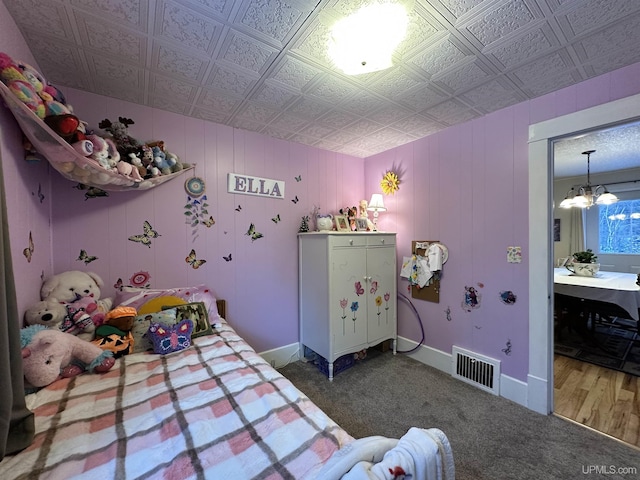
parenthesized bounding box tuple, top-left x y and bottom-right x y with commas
(186, 248, 206, 269)
(128, 221, 160, 248)
(23, 231, 34, 263)
(184, 194, 211, 240)
(77, 249, 97, 264)
(246, 223, 263, 242)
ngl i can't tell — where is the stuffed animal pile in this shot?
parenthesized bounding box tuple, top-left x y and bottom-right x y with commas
(21, 270, 127, 389)
(99, 118, 187, 179)
(1, 51, 188, 183)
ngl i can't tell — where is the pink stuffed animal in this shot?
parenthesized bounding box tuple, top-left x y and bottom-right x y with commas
(20, 325, 115, 390)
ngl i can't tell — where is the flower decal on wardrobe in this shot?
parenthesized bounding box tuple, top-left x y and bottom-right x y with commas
(375, 296, 382, 324)
(350, 302, 359, 332)
(340, 298, 348, 334)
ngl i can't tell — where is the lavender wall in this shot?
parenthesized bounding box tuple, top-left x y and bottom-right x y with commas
(51, 88, 364, 352)
(0, 3, 53, 317)
(365, 61, 640, 382)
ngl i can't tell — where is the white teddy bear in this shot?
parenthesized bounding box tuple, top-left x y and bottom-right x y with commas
(40, 270, 113, 328)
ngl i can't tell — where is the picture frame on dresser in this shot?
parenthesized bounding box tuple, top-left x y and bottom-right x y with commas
(355, 218, 368, 231)
(335, 215, 350, 232)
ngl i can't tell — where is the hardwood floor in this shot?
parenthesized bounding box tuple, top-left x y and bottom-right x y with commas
(554, 354, 640, 448)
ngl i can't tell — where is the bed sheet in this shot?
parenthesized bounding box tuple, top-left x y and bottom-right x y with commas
(0, 322, 354, 479)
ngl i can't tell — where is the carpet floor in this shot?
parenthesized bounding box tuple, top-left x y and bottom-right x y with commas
(555, 317, 640, 377)
(279, 349, 640, 480)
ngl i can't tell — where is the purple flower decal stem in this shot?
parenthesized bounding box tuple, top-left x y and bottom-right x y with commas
(340, 298, 348, 334)
(384, 292, 391, 323)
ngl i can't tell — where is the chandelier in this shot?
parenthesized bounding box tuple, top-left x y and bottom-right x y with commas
(559, 150, 618, 209)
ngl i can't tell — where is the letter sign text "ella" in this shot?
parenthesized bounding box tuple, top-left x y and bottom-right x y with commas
(227, 173, 285, 199)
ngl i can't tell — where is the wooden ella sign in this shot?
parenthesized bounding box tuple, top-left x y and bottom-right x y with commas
(227, 173, 285, 199)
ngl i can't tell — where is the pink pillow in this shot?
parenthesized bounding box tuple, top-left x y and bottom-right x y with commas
(114, 285, 221, 323)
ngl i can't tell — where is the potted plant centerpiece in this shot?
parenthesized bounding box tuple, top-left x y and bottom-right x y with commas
(566, 249, 600, 277)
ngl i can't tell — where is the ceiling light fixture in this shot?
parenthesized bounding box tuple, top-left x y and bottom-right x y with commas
(559, 150, 619, 209)
(328, 1, 409, 75)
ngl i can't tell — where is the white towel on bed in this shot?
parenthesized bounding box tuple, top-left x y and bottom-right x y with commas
(316, 427, 455, 480)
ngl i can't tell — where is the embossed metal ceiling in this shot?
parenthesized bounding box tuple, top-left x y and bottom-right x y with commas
(5, 0, 640, 162)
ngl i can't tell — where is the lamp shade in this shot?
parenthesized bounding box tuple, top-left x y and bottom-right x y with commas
(367, 193, 386, 211)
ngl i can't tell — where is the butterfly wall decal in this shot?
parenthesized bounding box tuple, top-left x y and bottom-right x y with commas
(185, 249, 207, 269)
(295, 175, 302, 182)
(128, 221, 160, 248)
(246, 223, 264, 242)
(354, 281, 364, 296)
(291, 196, 299, 204)
(203, 216, 215, 227)
(23, 231, 34, 263)
(114, 278, 123, 290)
(83, 186, 109, 200)
(77, 249, 98, 264)
(235, 205, 242, 212)
(271, 214, 281, 224)
(223, 253, 232, 262)
(32, 183, 44, 203)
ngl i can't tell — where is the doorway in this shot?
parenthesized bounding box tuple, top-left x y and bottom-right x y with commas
(551, 125, 640, 446)
(527, 92, 640, 416)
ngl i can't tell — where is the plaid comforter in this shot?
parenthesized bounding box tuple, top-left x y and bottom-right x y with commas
(0, 323, 354, 479)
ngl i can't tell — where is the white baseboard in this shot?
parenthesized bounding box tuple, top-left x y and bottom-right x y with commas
(259, 342, 300, 369)
(398, 336, 529, 410)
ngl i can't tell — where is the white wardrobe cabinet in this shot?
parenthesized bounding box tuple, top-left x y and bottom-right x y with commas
(298, 232, 397, 380)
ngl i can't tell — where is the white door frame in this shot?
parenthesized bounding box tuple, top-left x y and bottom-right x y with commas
(527, 93, 640, 414)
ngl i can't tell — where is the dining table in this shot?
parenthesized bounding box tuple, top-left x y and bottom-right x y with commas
(553, 268, 640, 322)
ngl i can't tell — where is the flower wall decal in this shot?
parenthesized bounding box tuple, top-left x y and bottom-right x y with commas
(350, 301, 359, 332)
(381, 171, 400, 195)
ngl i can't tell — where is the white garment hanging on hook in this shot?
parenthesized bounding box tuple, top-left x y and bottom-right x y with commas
(427, 243, 443, 272)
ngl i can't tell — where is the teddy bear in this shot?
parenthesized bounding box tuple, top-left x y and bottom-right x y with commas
(24, 298, 68, 330)
(40, 270, 113, 327)
(24, 297, 96, 341)
(20, 324, 115, 391)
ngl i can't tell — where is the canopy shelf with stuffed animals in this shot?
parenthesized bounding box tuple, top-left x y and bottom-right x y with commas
(0, 81, 193, 191)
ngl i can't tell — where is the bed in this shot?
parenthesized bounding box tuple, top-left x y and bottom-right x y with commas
(1, 294, 455, 479)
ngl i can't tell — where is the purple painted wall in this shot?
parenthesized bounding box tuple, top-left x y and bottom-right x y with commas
(50, 88, 364, 352)
(0, 3, 53, 317)
(365, 62, 640, 381)
(3, 2, 640, 380)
